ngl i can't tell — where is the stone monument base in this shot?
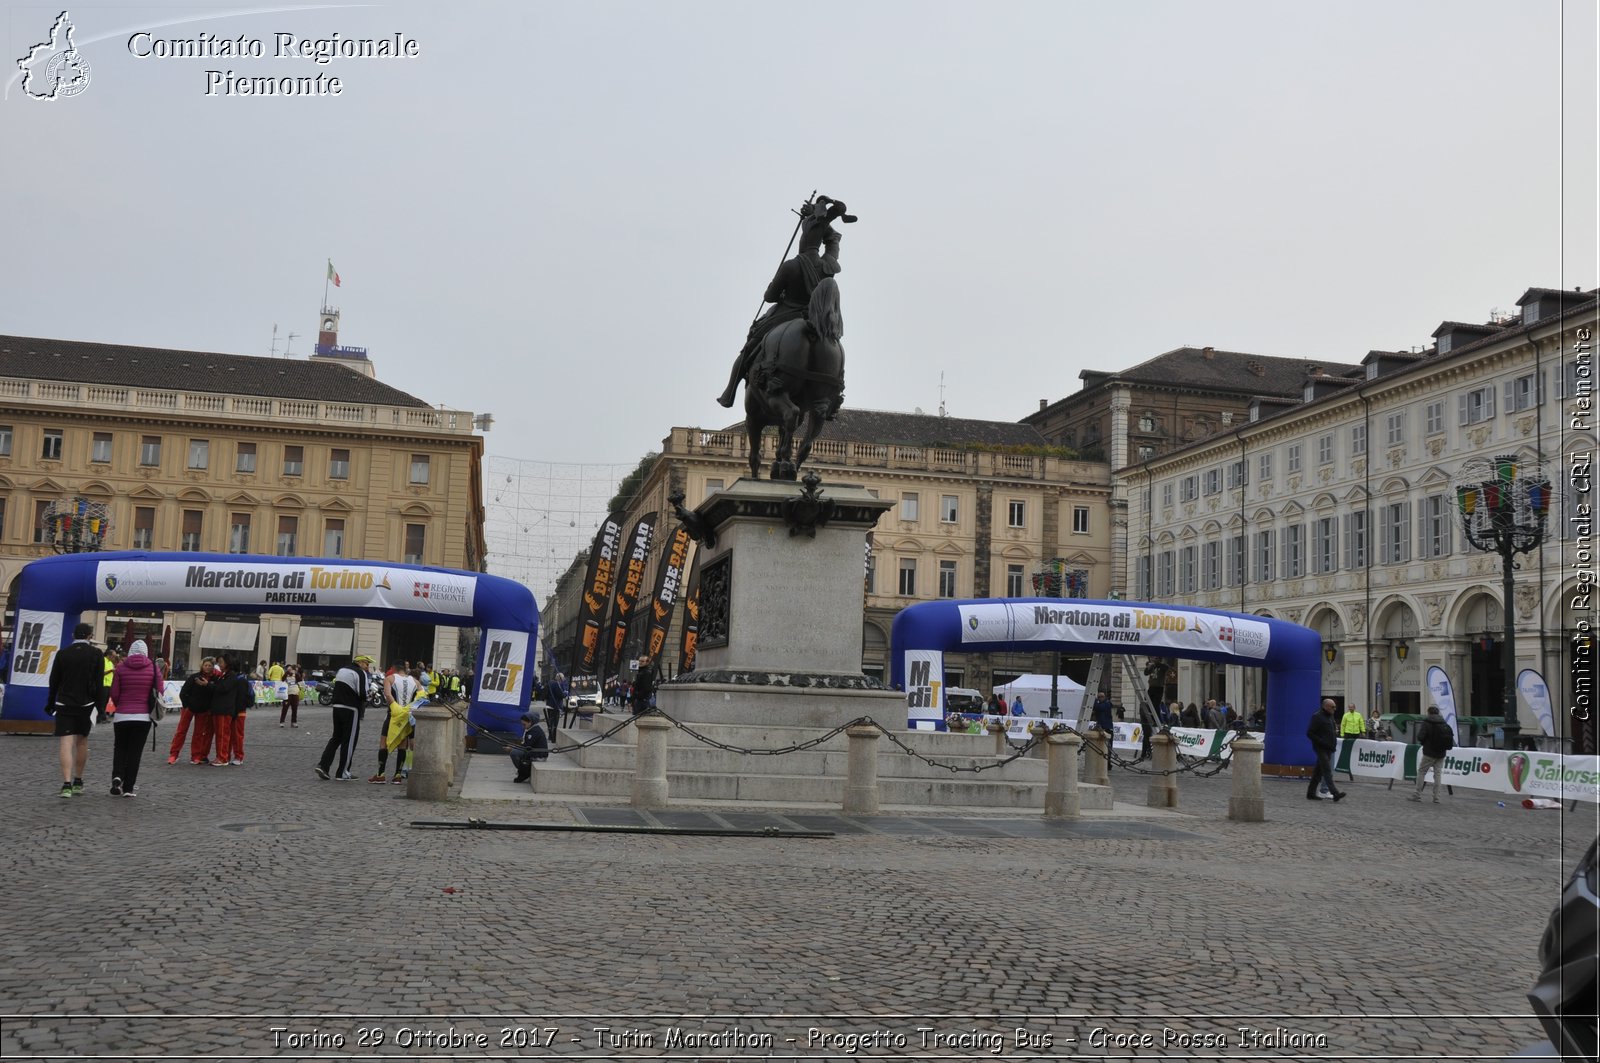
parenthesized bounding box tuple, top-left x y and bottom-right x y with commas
(658, 681, 905, 732)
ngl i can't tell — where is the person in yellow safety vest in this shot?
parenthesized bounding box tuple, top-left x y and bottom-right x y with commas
(101, 650, 116, 717)
(1339, 703, 1366, 743)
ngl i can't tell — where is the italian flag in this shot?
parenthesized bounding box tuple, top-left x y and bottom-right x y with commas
(327, 260, 341, 287)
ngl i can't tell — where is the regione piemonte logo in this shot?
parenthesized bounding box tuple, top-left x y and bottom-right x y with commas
(17, 11, 92, 100)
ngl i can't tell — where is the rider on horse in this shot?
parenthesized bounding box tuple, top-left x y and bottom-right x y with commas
(717, 196, 853, 408)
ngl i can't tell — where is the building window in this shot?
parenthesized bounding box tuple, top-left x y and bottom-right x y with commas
(139, 436, 161, 467)
(1072, 506, 1090, 534)
(133, 506, 155, 550)
(1007, 500, 1025, 528)
(1317, 434, 1334, 465)
(864, 552, 876, 593)
(1157, 551, 1175, 597)
(90, 432, 113, 463)
(236, 442, 257, 473)
(1204, 469, 1220, 495)
(329, 448, 350, 480)
(1201, 541, 1220, 590)
(1421, 494, 1453, 558)
(940, 495, 959, 523)
(896, 558, 917, 597)
(1227, 460, 1247, 489)
(1380, 501, 1411, 564)
(229, 513, 251, 553)
(275, 515, 298, 556)
(1459, 386, 1496, 425)
(283, 445, 304, 477)
(1179, 545, 1197, 594)
(404, 523, 426, 565)
(1136, 556, 1152, 598)
(1281, 523, 1304, 579)
(1287, 445, 1302, 473)
(1005, 564, 1024, 598)
(1161, 484, 1174, 508)
(1507, 371, 1544, 411)
(1228, 534, 1246, 587)
(1180, 477, 1198, 502)
(41, 429, 64, 461)
(1254, 530, 1276, 583)
(1343, 510, 1368, 569)
(323, 518, 345, 558)
(33, 500, 52, 544)
(409, 454, 430, 485)
(187, 439, 209, 470)
(1312, 517, 1338, 574)
(703, 478, 723, 501)
(1385, 412, 1407, 447)
(900, 492, 919, 522)
(937, 559, 957, 598)
(0, 425, 11, 456)
(1425, 401, 1444, 435)
(1137, 445, 1156, 462)
(180, 510, 202, 551)
(1138, 413, 1157, 432)
(1351, 424, 1366, 457)
(1258, 453, 1273, 480)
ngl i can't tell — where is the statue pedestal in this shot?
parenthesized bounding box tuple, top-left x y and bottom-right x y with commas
(660, 477, 903, 730)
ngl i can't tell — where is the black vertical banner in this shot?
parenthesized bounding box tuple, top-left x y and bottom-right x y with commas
(601, 512, 657, 680)
(575, 511, 626, 675)
(644, 526, 694, 666)
(678, 551, 702, 675)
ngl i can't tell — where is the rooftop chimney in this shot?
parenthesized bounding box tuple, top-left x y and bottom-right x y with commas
(1039, 399, 1047, 411)
(1201, 346, 1215, 360)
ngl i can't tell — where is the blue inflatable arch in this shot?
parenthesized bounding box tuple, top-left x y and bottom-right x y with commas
(891, 597, 1322, 768)
(3, 551, 538, 734)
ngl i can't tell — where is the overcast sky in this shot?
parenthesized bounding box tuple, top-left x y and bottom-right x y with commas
(3, 0, 1595, 597)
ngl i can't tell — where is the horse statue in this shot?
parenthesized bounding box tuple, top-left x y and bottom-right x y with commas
(744, 277, 844, 481)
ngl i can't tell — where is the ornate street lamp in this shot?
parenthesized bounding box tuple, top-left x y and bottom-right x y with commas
(1455, 454, 1553, 749)
(41, 497, 114, 553)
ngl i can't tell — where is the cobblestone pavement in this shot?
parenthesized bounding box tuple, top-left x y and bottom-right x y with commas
(1, 710, 1593, 1061)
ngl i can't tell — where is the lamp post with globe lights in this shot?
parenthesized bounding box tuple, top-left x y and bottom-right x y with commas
(41, 497, 114, 554)
(1455, 455, 1553, 750)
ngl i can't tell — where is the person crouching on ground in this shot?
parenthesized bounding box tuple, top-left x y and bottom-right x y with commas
(168, 656, 214, 764)
(511, 713, 549, 783)
(108, 640, 161, 797)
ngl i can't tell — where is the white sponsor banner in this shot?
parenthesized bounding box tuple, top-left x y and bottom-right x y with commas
(1438, 747, 1511, 792)
(477, 628, 529, 705)
(1338, 738, 1409, 781)
(956, 602, 1270, 661)
(1426, 666, 1460, 745)
(904, 650, 945, 728)
(10, 609, 65, 688)
(95, 560, 476, 618)
(1512, 752, 1600, 803)
(1516, 670, 1555, 737)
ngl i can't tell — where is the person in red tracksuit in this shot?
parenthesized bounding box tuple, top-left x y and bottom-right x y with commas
(168, 657, 214, 765)
(210, 654, 255, 765)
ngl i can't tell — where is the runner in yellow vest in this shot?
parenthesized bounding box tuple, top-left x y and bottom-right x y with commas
(1339, 704, 1366, 743)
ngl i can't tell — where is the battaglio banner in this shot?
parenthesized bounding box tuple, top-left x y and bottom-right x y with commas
(957, 601, 1271, 660)
(95, 559, 476, 617)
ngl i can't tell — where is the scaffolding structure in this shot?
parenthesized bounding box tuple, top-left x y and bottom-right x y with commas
(483, 455, 638, 606)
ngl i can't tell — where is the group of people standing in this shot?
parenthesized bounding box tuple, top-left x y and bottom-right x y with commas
(314, 655, 426, 784)
(165, 656, 258, 768)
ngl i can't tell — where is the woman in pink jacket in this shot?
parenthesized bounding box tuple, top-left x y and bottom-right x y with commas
(108, 639, 160, 797)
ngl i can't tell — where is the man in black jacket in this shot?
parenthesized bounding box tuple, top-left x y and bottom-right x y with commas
(1305, 698, 1347, 802)
(47, 622, 107, 798)
(316, 654, 373, 781)
(1409, 705, 1456, 803)
(510, 713, 549, 783)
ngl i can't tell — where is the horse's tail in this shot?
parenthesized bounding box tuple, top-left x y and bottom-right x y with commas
(807, 277, 843, 343)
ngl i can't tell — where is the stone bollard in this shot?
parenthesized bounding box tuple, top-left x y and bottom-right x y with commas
(987, 719, 1008, 757)
(1029, 721, 1051, 759)
(1227, 736, 1265, 822)
(842, 724, 881, 814)
(406, 705, 454, 801)
(1082, 728, 1110, 787)
(631, 715, 672, 809)
(1044, 731, 1083, 819)
(1147, 732, 1180, 808)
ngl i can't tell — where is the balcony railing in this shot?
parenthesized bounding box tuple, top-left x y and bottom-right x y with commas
(0, 377, 478, 436)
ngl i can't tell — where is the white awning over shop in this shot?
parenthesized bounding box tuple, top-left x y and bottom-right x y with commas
(198, 621, 260, 651)
(294, 626, 353, 656)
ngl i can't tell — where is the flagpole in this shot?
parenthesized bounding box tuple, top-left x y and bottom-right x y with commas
(323, 260, 330, 308)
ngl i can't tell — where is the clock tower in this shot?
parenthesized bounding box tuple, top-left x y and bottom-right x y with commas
(308, 303, 375, 378)
(316, 306, 341, 351)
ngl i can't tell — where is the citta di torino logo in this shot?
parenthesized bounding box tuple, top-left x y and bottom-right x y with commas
(17, 11, 92, 100)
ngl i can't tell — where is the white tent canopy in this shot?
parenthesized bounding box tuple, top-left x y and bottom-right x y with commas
(992, 673, 1086, 708)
